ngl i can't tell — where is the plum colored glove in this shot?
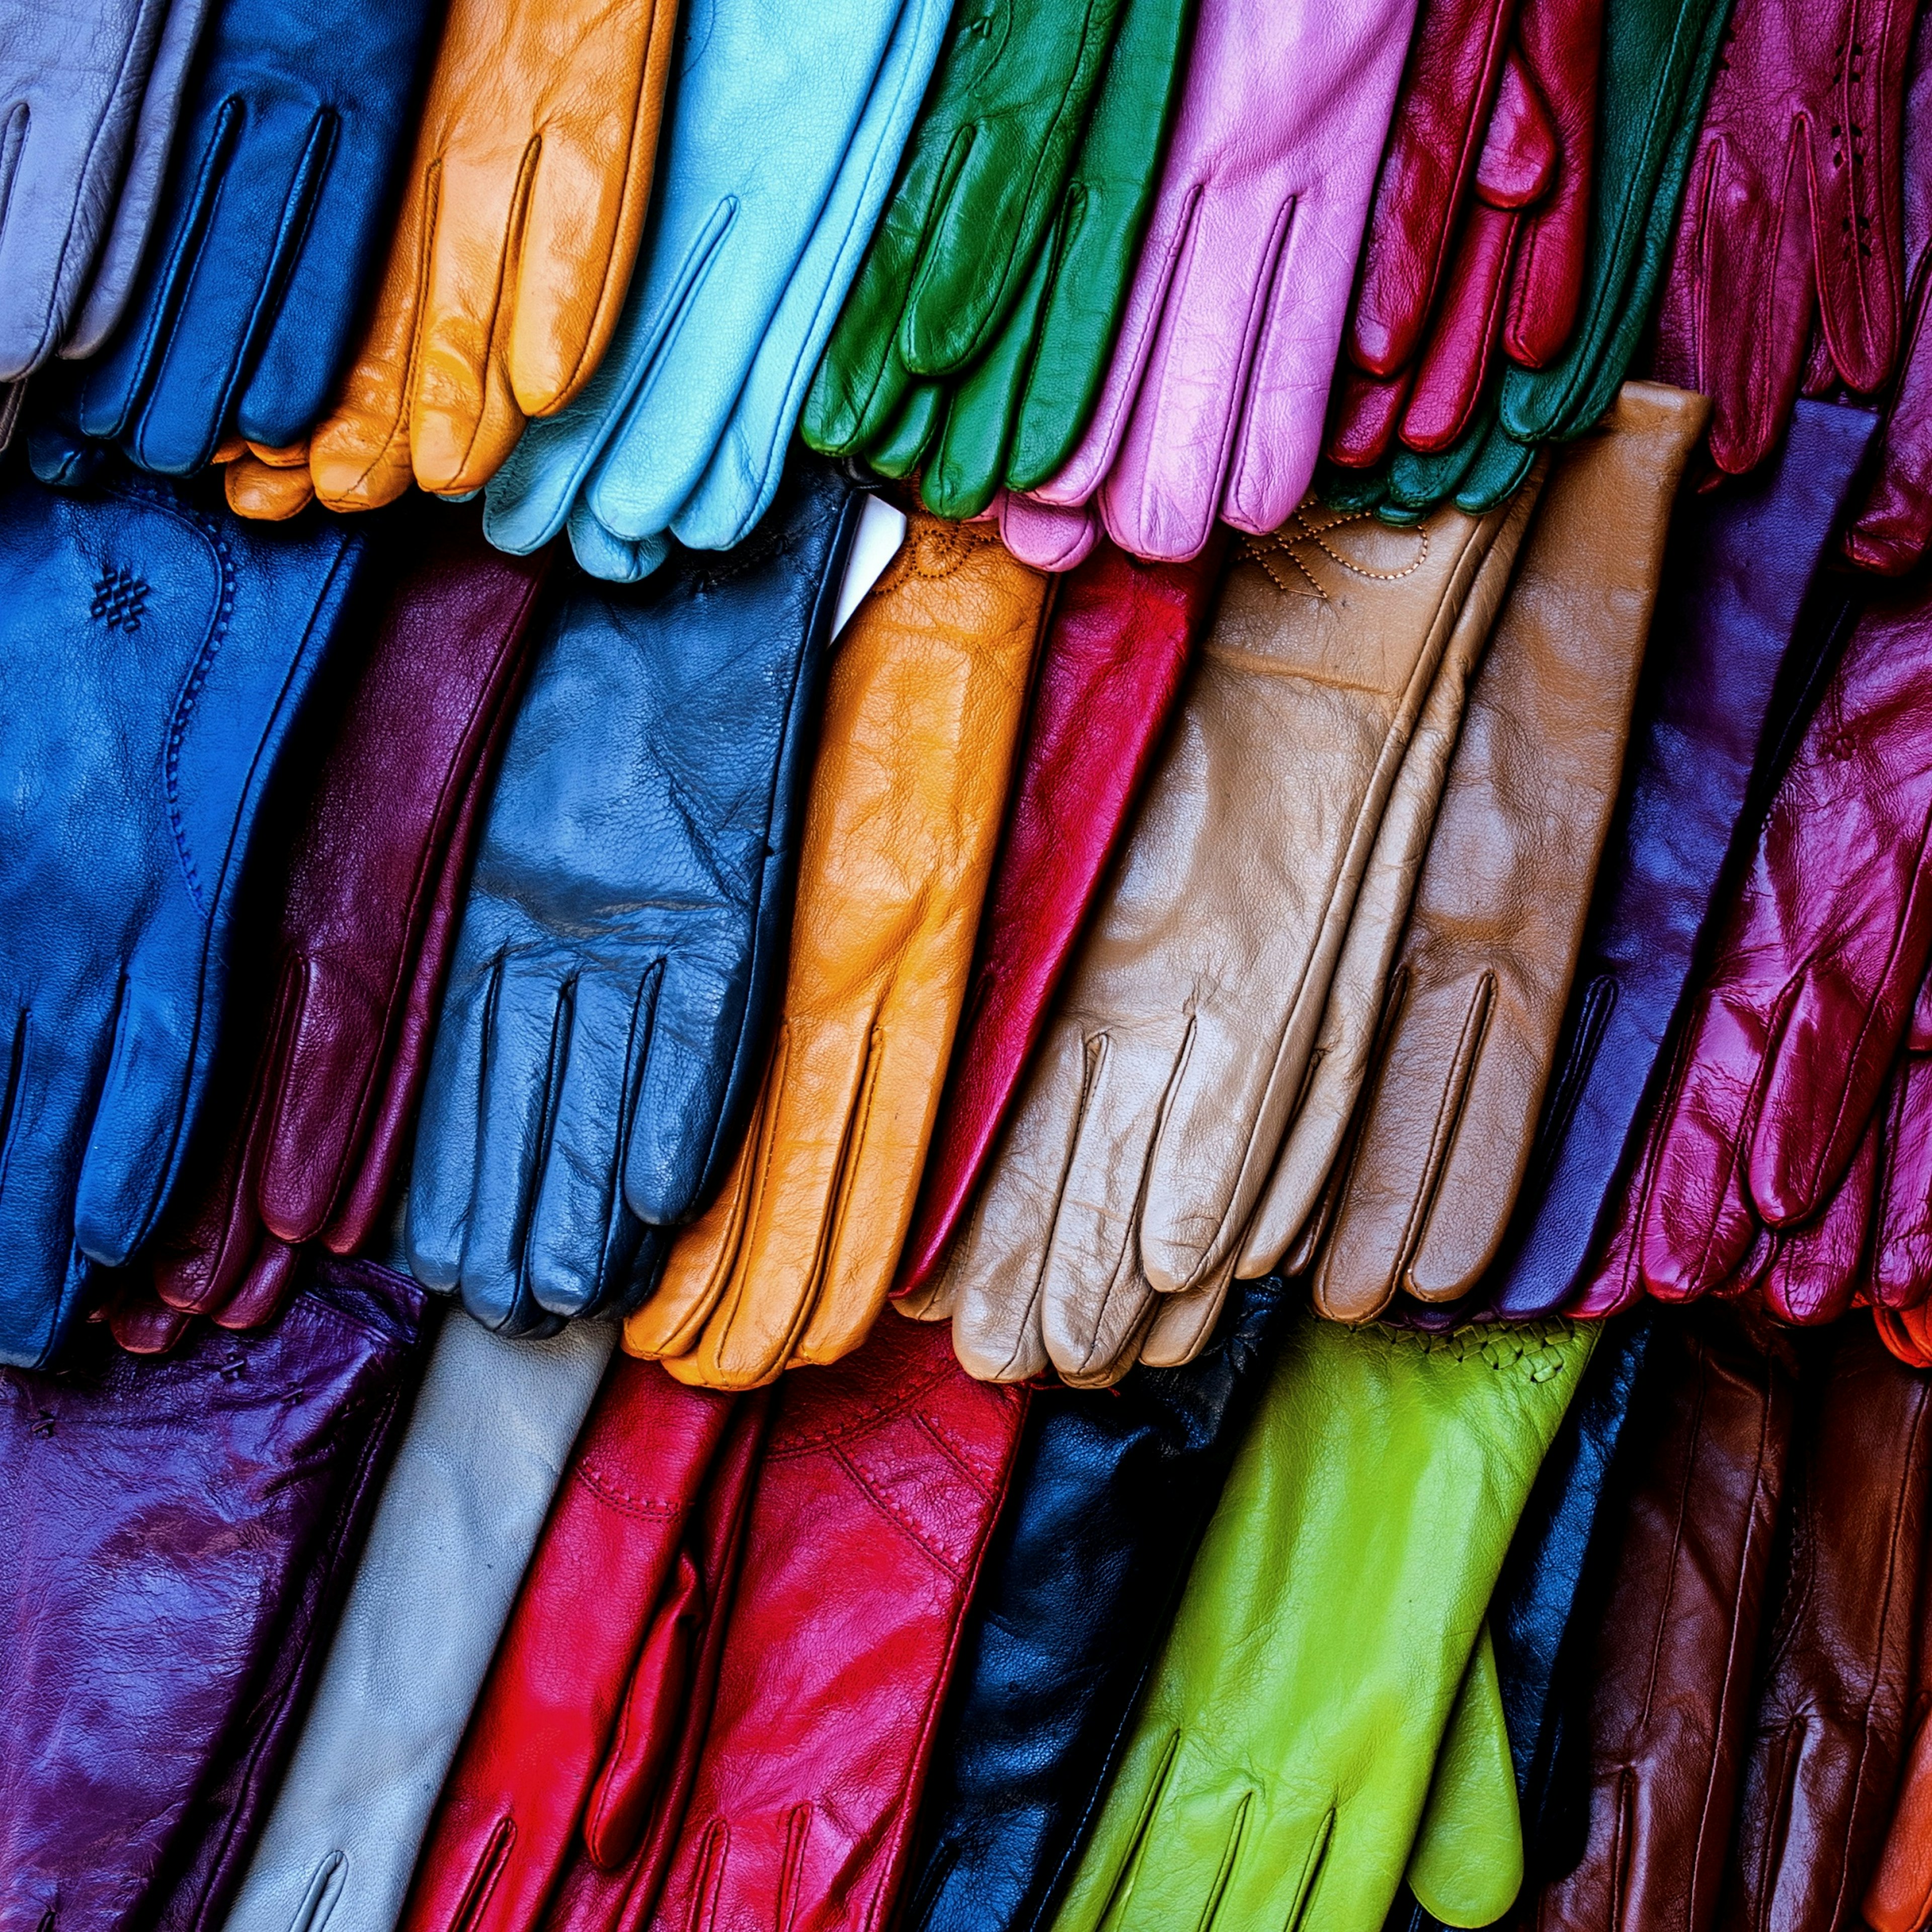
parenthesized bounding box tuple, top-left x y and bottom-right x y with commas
(1655, 0, 1916, 476)
(407, 465, 863, 1336)
(1472, 398, 1876, 1321)
(1015, 0, 1419, 564)
(1263, 385, 1705, 1307)
(216, 1313, 613, 1932)
(73, 0, 438, 478)
(1049, 1310, 1592, 1932)
(624, 517, 1052, 1389)
(0, 1254, 425, 1932)
(0, 470, 365, 1368)
(643, 1314, 1027, 1932)
(944, 495, 1518, 1389)
(896, 538, 1221, 1306)
(1534, 1303, 1797, 1932)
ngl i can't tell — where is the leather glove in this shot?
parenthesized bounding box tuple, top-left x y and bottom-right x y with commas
(643, 1313, 1027, 1932)
(217, 1315, 613, 1932)
(895, 537, 1221, 1307)
(1655, 0, 1916, 476)
(0, 470, 367, 1368)
(1712, 1320, 1931, 1932)
(1006, 0, 1419, 565)
(1474, 398, 1877, 1320)
(399, 1364, 765, 1932)
(623, 516, 1052, 1389)
(1865, 1506, 1932, 1932)
(1534, 1302, 1798, 1932)
(1049, 1310, 1592, 1932)
(407, 465, 863, 1336)
(480, 0, 949, 580)
(900, 1273, 1286, 1932)
(0, 1254, 425, 1932)
(945, 494, 1519, 1389)
(1266, 385, 1705, 1307)
(72, 0, 439, 478)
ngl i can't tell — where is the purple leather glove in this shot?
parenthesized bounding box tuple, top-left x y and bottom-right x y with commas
(1007, 0, 1417, 564)
(0, 1253, 426, 1932)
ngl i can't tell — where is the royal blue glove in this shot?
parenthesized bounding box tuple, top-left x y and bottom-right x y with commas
(408, 462, 864, 1334)
(72, 0, 437, 476)
(0, 470, 366, 1367)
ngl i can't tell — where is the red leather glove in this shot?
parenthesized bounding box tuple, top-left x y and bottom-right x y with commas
(399, 1359, 765, 1932)
(1713, 1320, 1931, 1932)
(1655, 0, 1917, 475)
(894, 538, 1222, 1304)
(646, 1314, 1026, 1932)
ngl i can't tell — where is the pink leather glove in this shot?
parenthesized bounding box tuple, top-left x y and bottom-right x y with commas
(1013, 0, 1418, 563)
(895, 537, 1223, 1303)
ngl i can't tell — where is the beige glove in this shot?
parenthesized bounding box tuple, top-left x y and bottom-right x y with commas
(1296, 382, 1707, 1319)
(943, 494, 1520, 1386)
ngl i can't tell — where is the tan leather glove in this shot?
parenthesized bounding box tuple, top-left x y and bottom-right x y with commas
(623, 517, 1052, 1390)
(943, 494, 1519, 1387)
(1293, 382, 1707, 1320)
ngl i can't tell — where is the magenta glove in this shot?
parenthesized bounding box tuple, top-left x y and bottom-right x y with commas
(1012, 0, 1418, 563)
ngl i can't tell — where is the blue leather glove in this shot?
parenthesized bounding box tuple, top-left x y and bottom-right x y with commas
(71, 0, 437, 477)
(481, 0, 947, 581)
(0, 469, 366, 1369)
(900, 1274, 1287, 1932)
(408, 461, 864, 1334)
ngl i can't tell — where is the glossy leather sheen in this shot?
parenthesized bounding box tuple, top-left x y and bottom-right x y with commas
(0, 1254, 425, 1932)
(1866, 1492, 1932, 1932)
(1289, 384, 1706, 1313)
(74, 0, 438, 476)
(624, 518, 1052, 1389)
(0, 471, 365, 1368)
(1474, 398, 1877, 1320)
(901, 1274, 1285, 1932)
(1654, 0, 1915, 475)
(1052, 1312, 1593, 1932)
(1534, 1303, 1797, 1932)
(896, 537, 1222, 1303)
(407, 465, 861, 1335)
(646, 1315, 1027, 1932)
(306, 0, 680, 509)
(218, 1314, 613, 1932)
(944, 496, 1514, 1389)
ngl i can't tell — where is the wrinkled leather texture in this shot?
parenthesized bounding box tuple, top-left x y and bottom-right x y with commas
(1655, 0, 1916, 474)
(1475, 398, 1876, 1319)
(74, 0, 438, 476)
(1052, 1311, 1592, 1932)
(900, 1273, 1286, 1932)
(625, 517, 1051, 1389)
(218, 1314, 613, 1932)
(1287, 384, 1706, 1312)
(0, 1254, 425, 1932)
(896, 537, 1221, 1304)
(0, 471, 365, 1368)
(945, 495, 1515, 1389)
(408, 466, 862, 1336)
(645, 1314, 1027, 1932)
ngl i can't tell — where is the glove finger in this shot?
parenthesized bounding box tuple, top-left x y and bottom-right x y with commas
(1865, 1699, 1932, 1931)
(566, 502, 671, 584)
(1136, 1263, 1231, 1371)
(1400, 207, 1516, 455)
(998, 489, 1099, 571)
(865, 376, 945, 478)
(624, 952, 742, 1227)
(208, 1233, 301, 1331)
(405, 948, 495, 1296)
(105, 1285, 194, 1356)
(1760, 1113, 1877, 1325)
(1875, 1037, 1932, 1310)
(1847, 245, 1932, 575)
(1113, 1783, 1302, 1932)
(224, 447, 315, 519)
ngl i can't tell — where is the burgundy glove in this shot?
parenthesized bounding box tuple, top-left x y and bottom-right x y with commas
(399, 1361, 766, 1932)
(1655, 0, 1917, 475)
(0, 1255, 425, 1932)
(645, 1315, 1026, 1932)
(895, 537, 1223, 1304)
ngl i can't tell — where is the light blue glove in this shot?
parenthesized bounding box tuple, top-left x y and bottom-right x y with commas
(482, 0, 946, 581)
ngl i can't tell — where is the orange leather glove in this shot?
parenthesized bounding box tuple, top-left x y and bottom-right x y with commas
(623, 517, 1053, 1389)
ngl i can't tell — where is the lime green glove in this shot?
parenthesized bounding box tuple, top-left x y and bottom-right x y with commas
(1051, 1311, 1592, 1932)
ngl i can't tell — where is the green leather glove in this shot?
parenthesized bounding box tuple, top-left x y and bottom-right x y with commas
(1050, 1311, 1592, 1932)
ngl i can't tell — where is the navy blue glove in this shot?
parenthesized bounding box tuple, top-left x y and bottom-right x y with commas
(71, 0, 437, 477)
(0, 470, 367, 1368)
(899, 1273, 1287, 1932)
(407, 461, 865, 1335)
